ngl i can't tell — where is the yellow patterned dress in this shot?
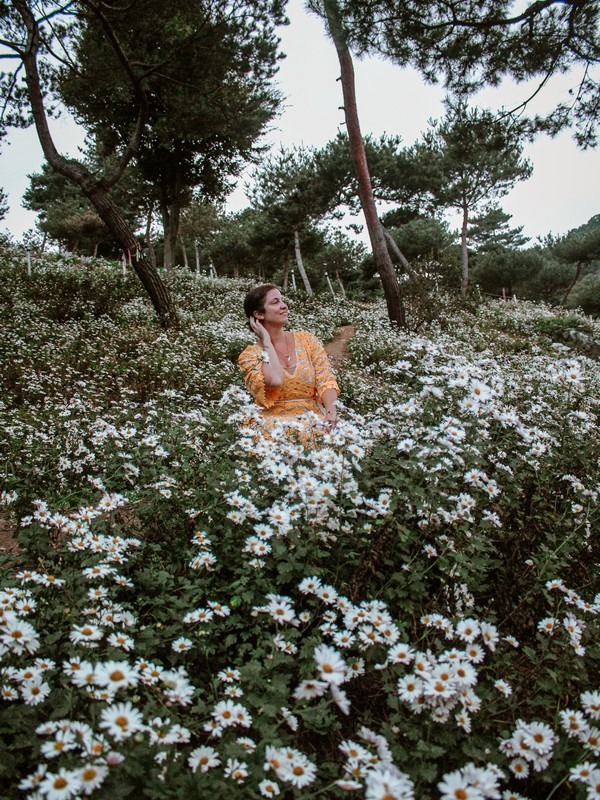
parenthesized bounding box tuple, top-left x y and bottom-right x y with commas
(238, 331, 339, 436)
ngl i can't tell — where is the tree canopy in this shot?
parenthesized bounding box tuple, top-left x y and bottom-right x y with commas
(0, 0, 286, 325)
(547, 213, 600, 305)
(468, 207, 530, 254)
(0, 187, 8, 222)
(23, 159, 145, 256)
(57, 0, 286, 269)
(309, 0, 600, 147)
(407, 98, 533, 295)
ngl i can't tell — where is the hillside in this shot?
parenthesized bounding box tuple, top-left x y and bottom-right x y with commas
(1, 249, 599, 800)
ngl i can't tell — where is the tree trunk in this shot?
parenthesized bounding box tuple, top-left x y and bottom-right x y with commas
(194, 241, 201, 274)
(160, 202, 178, 273)
(145, 203, 157, 269)
(382, 226, 429, 304)
(323, 0, 405, 327)
(282, 260, 289, 291)
(460, 201, 469, 299)
(159, 164, 183, 274)
(86, 185, 178, 327)
(179, 235, 189, 269)
(561, 262, 582, 306)
(15, 2, 177, 328)
(293, 224, 313, 294)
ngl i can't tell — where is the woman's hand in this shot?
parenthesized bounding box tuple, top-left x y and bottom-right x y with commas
(324, 406, 338, 429)
(249, 315, 270, 345)
(249, 315, 283, 387)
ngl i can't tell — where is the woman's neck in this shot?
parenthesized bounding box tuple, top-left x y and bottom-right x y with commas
(264, 323, 287, 344)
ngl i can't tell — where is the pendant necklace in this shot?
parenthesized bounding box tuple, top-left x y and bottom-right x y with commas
(274, 333, 291, 363)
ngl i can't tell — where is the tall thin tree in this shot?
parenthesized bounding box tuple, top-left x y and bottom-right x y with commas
(413, 99, 532, 297)
(321, 0, 406, 326)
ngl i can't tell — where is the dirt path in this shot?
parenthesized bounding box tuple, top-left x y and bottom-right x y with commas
(0, 514, 19, 555)
(325, 324, 356, 368)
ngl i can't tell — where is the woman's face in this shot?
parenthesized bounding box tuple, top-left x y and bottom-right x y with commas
(256, 289, 288, 325)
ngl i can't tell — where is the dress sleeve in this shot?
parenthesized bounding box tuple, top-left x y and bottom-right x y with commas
(304, 332, 340, 403)
(238, 344, 282, 408)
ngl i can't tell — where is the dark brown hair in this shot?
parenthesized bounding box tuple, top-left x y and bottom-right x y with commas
(243, 284, 278, 328)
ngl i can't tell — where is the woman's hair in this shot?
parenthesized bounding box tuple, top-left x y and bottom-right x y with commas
(243, 284, 278, 328)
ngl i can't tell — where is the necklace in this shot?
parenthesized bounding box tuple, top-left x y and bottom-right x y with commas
(273, 333, 292, 363)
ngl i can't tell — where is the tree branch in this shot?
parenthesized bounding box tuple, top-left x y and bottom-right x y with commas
(35, 1, 78, 27)
(402, 0, 577, 33)
(0, 62, 24, 123)
(496, 54, 562, 123)
(11, 0, 87, 184)
(78, 0, 149, 188)
(41, 12, 81, 74)
(81, 0, 143, 93)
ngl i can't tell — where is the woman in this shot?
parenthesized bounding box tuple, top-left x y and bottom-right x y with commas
(238, 284, 340, 435)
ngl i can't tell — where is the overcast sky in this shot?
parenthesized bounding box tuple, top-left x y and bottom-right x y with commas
(2, 0, 598, 242)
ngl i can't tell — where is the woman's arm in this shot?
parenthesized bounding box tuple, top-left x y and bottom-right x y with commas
(321, 387, 338, 427)
(304, 332, 340, 427)
(249, 316, 284, 387)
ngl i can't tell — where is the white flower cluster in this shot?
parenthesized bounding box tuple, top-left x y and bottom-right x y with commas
(264, 744, 317, 789)
(183, 600, 230, 626)
(438, 762, 504, 799)
(548, 358, 585, 392)
(1, 655, 51, 704)
(188, 529, 217, 571)
(0, 489, 18, 505)
(0, 587, 41, 659)
(21, 709, 192, 797)
(294, 578, 508, 731)
(546, 577, 600, 615)
(348, 322, 598, 536)
(335, 727, 414, 797)
(499, 719, 557, 778)
(537, 578, 600, 656)
(218, 412, 397, 562)
(569, 761, 600, 800)
(560, 689, 600, 763)
(392, 613, 502, 729)
(19, 717, 111, 798)
(244, 575, 526, 794)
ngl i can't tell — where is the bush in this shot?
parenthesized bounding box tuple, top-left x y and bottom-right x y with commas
(567, 273, 600, 317)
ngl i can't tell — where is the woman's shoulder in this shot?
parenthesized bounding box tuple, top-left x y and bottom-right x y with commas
(238, 340, 262, 366)
(239, 339, 261, 354)
(294, 330, 317, 341)
(294, 330, 321, 347)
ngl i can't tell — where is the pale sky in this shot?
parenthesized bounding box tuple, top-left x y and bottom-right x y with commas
(2, 0, 598, 242)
